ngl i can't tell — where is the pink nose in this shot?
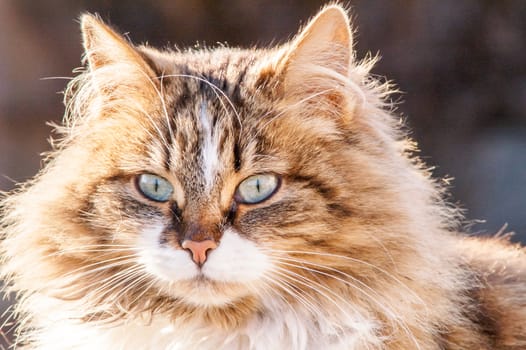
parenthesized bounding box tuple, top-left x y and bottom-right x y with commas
(181, 239, 217, 266)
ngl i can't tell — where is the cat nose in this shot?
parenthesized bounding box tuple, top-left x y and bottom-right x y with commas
(181, 239, 217, 266)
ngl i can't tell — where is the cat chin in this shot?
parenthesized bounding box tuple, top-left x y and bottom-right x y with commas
(137, 225, 272, 306)
(162, 279, 255, 307)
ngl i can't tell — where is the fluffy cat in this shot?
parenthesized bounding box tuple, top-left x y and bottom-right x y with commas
(1, 5, 525, 350)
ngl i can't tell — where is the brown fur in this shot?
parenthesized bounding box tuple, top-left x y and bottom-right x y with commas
(1, 5, 525, 349)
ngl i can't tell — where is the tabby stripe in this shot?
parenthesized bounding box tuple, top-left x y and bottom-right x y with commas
(199, 102, 220, 191)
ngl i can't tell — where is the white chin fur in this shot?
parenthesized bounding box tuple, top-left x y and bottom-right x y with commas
(138, 224, 200, 281)
(138, 225, 271, 284)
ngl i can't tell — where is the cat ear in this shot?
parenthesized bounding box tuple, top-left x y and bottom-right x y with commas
(279, 5, 353, 102)
(80, 13, 155, 78)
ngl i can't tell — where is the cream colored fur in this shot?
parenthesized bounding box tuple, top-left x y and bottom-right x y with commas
(1, 5, 525, 350)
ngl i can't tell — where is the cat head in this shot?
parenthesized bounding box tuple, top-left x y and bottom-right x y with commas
(1, 5, 458, 328)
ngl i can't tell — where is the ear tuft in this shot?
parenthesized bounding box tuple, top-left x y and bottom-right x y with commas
(280, 5, 353, 101)
(80, 13, 154, 76)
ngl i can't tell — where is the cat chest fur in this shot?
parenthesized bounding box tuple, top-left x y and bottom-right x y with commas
(34, 302, 380, 350)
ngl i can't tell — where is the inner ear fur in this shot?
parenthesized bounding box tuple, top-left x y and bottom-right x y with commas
(81, 13, 156, 78)
(278, 5, 353, 102)
(75, 14, 160, 119)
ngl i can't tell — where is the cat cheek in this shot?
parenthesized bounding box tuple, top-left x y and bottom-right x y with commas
(202, 228, 271, 283)
(137, 224, 200, 281)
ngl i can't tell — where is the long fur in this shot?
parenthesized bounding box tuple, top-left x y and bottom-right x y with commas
(1, 5, 525, 349)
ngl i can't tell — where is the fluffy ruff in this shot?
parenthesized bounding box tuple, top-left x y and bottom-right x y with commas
(1, 5, 525, 350)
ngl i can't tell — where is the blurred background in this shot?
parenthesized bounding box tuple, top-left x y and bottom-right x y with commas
(0, 0, 525, 346)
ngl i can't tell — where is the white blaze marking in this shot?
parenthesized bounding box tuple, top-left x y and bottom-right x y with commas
(200, 102, 220, 191)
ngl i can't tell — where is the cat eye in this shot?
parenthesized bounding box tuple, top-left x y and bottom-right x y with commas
(235, 174, 280, 204)
(136, 174, 174, 202)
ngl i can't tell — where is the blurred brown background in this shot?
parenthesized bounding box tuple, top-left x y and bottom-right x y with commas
(0, 1, 525, 344)
(0, 0, 525, 347)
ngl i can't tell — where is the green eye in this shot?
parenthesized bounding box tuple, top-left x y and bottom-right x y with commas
(136, 174, 174, 202)
(235, 174, 280, 204)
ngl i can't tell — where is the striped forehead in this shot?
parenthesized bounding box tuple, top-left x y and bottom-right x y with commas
(165, 93, 236, 198)
(155, 54, 259, 197)
(198, 101, 221, 191)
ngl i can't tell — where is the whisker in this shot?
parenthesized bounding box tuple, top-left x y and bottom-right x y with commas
(48, 246, 137, 257)
(124, 276, 159, 312)
(54, 255, 138, 284)
(155, 72, 175, 144)
(272, 266, 360, 316)
(75, 264, 145, 300)
(260, 274, 323, 326)
(258, 88, 336, 132)
(136, 106, 172, 153)
(269, 269, 351, 336)
(40, 76, 74, 81)
(96, 267, 150, 303)
(270, 255, 422, 349)
(132, 68, 176, 151)
(272, 256, 400, 315)
(55, 265, 140, 301)
(271, 249, 424, 304)
(257, 276, 316, 349)
(274, 259, 402, 327)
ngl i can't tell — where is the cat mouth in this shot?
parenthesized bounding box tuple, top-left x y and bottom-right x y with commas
(191, 273, 215, 283)
(173, 276, 251, 307)
(140, 226, 270, 304)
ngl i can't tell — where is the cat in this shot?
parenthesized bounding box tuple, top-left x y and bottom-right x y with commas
(1, 4, 525, 349)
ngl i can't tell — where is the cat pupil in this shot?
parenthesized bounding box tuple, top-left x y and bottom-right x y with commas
(235, 174, 279, 204)
(137, 174, 173, 202)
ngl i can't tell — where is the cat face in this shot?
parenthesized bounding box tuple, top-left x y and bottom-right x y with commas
(2, 6, 454, 328)
(72, 44, 356, 308)
(56, 8, 364, 311)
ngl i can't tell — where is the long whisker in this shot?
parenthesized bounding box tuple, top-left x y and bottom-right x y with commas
(270, 255, 423, 349)
(269, 269, 351, 336)
(40, 76, 74, 81)
(98, 267, 150, 303)
(271, 249, 424, 304)
(156, 72, 175, 143)
(273, 260, 407, 336)
(75, 264, 145, 300)
(272, 256, 403, 316)
(54, 255, 138, 283)
(132, 68, 176, 153)
(48, 246, 136, 257)
(135, 105, 172, 153)
(55, 262, 140, 301)
(272, 266, 360, 317)
(258, 88, 336, 132)
(260, 274, 326, 328)
(258, 275, 328, 349)
(124, 276, 159, 312)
